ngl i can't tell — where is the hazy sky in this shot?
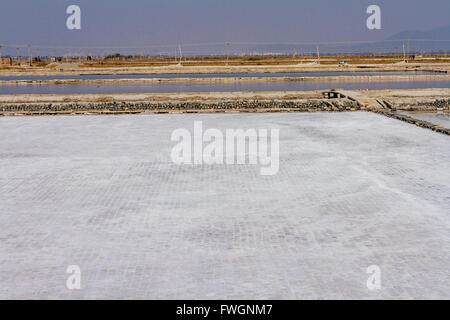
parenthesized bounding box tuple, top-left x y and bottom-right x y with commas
(0, 0, 448, 49)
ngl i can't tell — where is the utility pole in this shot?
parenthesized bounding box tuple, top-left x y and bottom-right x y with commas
(226, 42, 230, 66)
(0, 45, 2, 66)
(178, 44, 182, 65)
(402, 43, 406, 62)
(28, 45, 32, 66)
(407, 39, 410, 61)
(16, 47, 20, 64)
(316, 46, 320, 64)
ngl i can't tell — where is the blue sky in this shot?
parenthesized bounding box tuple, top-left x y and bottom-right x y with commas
(0, 0, 448, 51)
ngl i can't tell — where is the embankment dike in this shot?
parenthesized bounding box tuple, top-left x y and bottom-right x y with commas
(1, 98, 449, 135)
(0, 99, 363, 114)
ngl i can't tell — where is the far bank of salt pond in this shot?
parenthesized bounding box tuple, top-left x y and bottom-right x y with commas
(1, 79, 449, 95)
(0, 71, 438, 81)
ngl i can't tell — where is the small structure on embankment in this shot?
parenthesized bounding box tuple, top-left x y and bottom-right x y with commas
(322, 89, 393, 110)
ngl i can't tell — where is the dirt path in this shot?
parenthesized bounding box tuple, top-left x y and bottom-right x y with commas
(0, 88, 448, 105)
(1, 62, 449, 76)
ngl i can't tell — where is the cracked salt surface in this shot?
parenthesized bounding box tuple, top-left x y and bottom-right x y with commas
(0, 112, 449, 299)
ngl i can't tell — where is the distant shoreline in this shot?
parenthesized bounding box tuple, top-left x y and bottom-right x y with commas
(1, 61, 449, 77)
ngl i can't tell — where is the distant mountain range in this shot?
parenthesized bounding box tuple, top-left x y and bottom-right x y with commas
(387, 25, 450, 40)
(242, 26, 450, 56)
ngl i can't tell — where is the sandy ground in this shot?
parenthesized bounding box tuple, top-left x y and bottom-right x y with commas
(0, 112, 449, 299)
(362, 88, 450, 106)
(0, 91, 321, 104)
(0, 88, 448, 105)
(1, 62, 449, 76)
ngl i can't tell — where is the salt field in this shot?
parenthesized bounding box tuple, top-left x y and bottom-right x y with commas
(0, 112, 449, 299)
